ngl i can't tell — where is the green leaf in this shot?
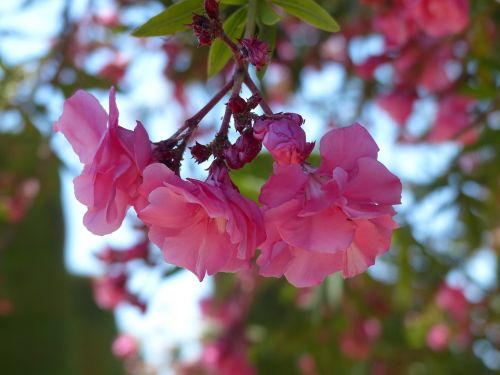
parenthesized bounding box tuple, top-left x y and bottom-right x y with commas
(258, 0, 281, 26)
(271, 0, 339, 32)
(132, 0, 203, 37)
(207, 6, 248, 79)
(220, 0, 246, 4)
(256, 24, 277, 80)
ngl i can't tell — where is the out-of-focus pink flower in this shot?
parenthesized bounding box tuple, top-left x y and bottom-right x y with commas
(428, 95, 476, 144)
(426, 323, 450, 351)
(340, 318, 381, 360)
(374, 6, 417, 47)
(112, 334, 139, 359)
(253, 113, 314, 165)
(99, 55, 129, 84)
(200, 297, 244, 328)
(240, 37, 270, 70)
(436, 284, 469, 323)
(96, 241, 149, 264)
(298, 354, 318, 375)
(418, 45, 455, 93)
(138, 163, 265, 281)
(0, 298, 14, 316)
(376, 89, 416, 125)
(93, 272, 128, 310)
(257, 124, 401, 287)
(409, 0, 469, 37)
(54, 88, 153, 235)
(202, 342, 255, 375)
(354, 55, 388, 81)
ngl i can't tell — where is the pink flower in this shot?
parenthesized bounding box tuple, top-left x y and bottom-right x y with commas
(257, 124, 401, 287)
(428, 95, 476, 144)
(374, 6, 417, 47)
(409, 0, 469, 37)
(202, 342, 255, 375)
(426, 323, 450, 351)
(112, 334, 139, 359)
(138, 163, 265, 281)
(376, 89, 416, 125)
(418, 45, 455, 93)
(93, 272, 128, 310)
(436, 284, 469, 323)
(54, 88, 152, 235)
(253, 113, 314, 165)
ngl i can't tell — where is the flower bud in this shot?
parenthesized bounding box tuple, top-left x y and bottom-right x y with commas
(224, 130, 262, 169)
(239, 37, 269, 70)
(190, 13, 215, 46)
(228, 95, 247, 114)
(190, 142, 212, 163)
(204, 0, 219, 20)
(253, 113, 313, 165)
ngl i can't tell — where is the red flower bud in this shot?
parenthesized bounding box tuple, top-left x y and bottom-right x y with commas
(224, 130, 262, 169)
(190, 13, 215, 46)
(239, 37, 269, 70)
(204, 0, 219, 20)
(190, 142, 212, 163)
(228, 96, 247, 114)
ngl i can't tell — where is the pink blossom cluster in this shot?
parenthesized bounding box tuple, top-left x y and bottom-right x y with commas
(55, 88, 401, 287)
(355, 0, 477, 143)
(426, 283, 472, 351)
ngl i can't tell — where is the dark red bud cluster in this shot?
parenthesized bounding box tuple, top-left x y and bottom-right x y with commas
(190, 142, 212, 163)
(228, 95, 261, 133)
(239, 37, 270, 70)
(190, 13, 215, 46)
(224, 130, 262, 169)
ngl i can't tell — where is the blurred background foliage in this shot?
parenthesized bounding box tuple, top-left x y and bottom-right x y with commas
(1, 0, 500, 374)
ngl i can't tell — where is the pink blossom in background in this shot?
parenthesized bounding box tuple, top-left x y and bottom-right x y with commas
(428, 95, 476, 144)
(253, 113, 314, 165)
(257, 124, 401, 287)
(200, 297, 244, 328)
(54, 88, 153, 235)
(374, 6, 417, 47)
(138, 163, 265, 281)
(112, 334, 139, 359)
(0, 298, 14, 316)
(409, 0, 469, 37)
(376, 89, 416, 125)
(93, 272, 128, 310)
(339, 318, 381, 360)
(98, 55, 129, 84)
(426, 323, 450, 351)
(436, 284, 469, 323)
(418, 45, 456, 93)
(202, 342, 255, 375)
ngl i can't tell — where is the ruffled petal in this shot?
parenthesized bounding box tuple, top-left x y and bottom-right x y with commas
(318, 124, 379, 174)
(54, 90, 108, 163)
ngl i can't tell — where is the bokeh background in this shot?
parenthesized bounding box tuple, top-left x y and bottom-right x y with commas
(1, 0, 499, 374)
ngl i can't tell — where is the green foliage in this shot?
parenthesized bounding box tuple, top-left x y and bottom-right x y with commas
(132, 0, 203, 37)
(258, 0, 281, 26)
(0, 126, 123, 374)
(207, 6, 248, 79)
(272, 0, 340, 32)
